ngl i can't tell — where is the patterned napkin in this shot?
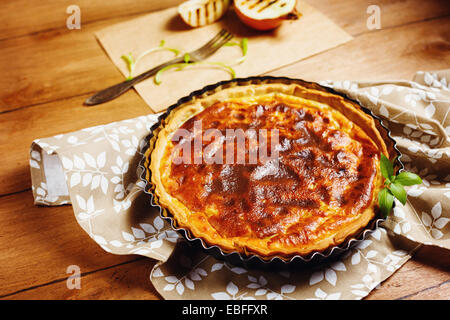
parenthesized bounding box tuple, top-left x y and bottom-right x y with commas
(30, 70, 450, 299)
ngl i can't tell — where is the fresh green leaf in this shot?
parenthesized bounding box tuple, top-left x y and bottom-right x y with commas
(380, 153, 394, 181)
(390, 182, 407, 205)
(378, 188, 394, 217)
(377, 154, 422, 216)
(394, 172, 422, 186)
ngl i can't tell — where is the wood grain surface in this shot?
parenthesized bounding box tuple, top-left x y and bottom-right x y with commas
(0, 0, 449, 300)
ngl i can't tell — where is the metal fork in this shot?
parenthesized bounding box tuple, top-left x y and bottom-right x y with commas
(84, 29, 233, 106)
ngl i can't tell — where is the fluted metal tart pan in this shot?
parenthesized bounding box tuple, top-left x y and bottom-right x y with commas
(139, 76, 403, 268)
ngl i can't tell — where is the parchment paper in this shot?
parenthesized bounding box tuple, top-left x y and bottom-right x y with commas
(95, 1, 353, 112)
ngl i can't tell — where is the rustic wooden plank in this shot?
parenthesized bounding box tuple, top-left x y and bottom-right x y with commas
(0, 91, 149, 196)
(0, 191, 138, 297)
(269, 16, 450, 82)
(0, 0, 184, 40)
(3, 258, 160, 300)
(403, 281, 449, 300)
(366, 246, 450, 300)
(3, 245, 448, 299)
(303, 0, 450, 36)
(1, 1, 448, 112)
(0, 18, 133, 113)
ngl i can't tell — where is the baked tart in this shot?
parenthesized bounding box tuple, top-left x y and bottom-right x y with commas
(146, 77, 397, 262)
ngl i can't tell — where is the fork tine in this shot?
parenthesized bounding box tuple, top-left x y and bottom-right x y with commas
(191, 29, 232, 58)
(192, 31, 228, 56)
(199, 33, 233, 58)
(197, 29, 227, 51)
(214, 33, 234, 48)
(197, 33, 233, 59)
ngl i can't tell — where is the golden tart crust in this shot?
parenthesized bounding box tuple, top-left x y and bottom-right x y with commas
(150, 81, 388, 259)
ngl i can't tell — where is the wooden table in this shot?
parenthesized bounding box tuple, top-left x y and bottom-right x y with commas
(0, 0, 449, 300)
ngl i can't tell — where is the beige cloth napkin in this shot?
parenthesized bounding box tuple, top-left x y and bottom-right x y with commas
(95, 1, 352, 112)
(30, 70, 450, 299)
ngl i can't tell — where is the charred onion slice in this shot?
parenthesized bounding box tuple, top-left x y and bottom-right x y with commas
(234, 0, 299, 30)
(178, 0, 231, 27)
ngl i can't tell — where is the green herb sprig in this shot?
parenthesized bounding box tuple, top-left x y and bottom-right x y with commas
(121, 38, 248, 85)
(378, 154, 422, 217)
(154, 37, 248, 85)
(121, 40, 180, 81)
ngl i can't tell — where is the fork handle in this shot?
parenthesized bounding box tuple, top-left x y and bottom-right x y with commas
(84, 57, 184, 106)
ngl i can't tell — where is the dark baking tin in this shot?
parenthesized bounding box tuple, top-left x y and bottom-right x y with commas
(139, 76, 404, 269)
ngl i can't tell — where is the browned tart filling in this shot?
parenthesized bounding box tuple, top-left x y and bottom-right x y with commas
(149, 81, 388, 259)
